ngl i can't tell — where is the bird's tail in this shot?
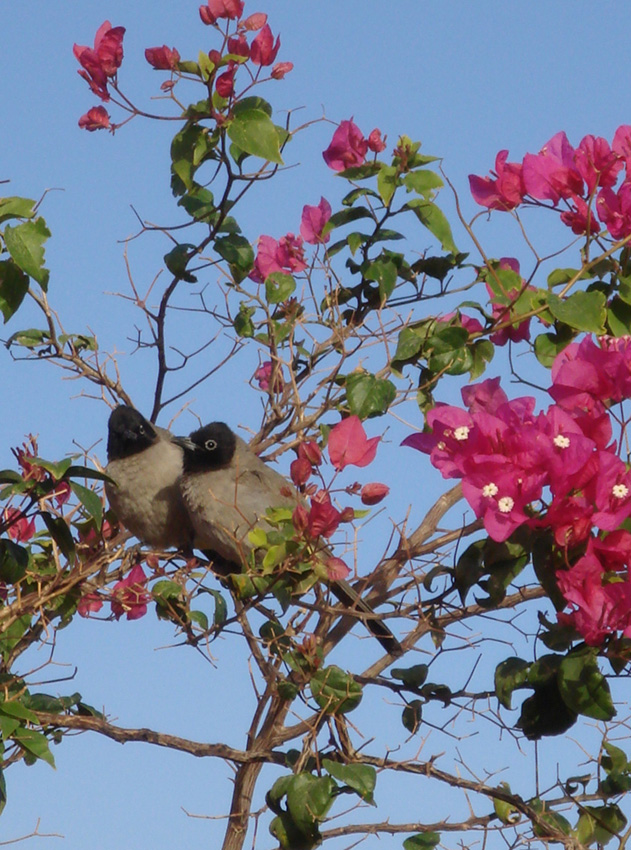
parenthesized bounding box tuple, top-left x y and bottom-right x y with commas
(330, 579, 403, 657)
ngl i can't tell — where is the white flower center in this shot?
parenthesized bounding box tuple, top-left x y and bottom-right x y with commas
(498, 496, 514, 513)
(437, 441, 446, 450)
(482, 482, 499, 498)
(612, 483, 629, 500)
(453, 426, 470, 441)
(553, 434, 570, 449)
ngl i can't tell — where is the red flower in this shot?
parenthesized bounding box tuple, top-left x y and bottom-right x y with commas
(145, 46, 180, 70)
(111, 565, 150, 620)
(271, 61, 293, 80)
(307, 491, 341, 538)
(290, 457, 312, 487)
(360, 482, 390, 505)
(78, 106, 111, 131)
(254, 360, 283, 391)
(367, 128, 386, 153)
(469, 150, 525, 211)
(242, 13, 267, 30)
(73, 21, 125, 99)
(216, 63, 238, 97)
(250, 24, 281, 66)
(328, 416, 380, 471)
(323, 120, 368, 172)
(299, 442, 322, 467)
(249, 234, 307, 283)
(2, 507, 35, 543)
(326, 557, 351, 582)
(78, 592, 104, 618)
(52, 480, 72, 506)
(300, 197, 332, 244)
(199, 0, 244, 25)
(522, 131, 584, 204)
(227, 33, 250, 59)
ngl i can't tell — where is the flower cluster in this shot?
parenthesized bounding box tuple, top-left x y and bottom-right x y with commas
(78, 564, 150, 621)
(323, 119, 387, 172)
(469, 127, 631, 240)
(404, 336, 631, 645)
(249, 198, 332, 283)
(75, 3, 293, 131)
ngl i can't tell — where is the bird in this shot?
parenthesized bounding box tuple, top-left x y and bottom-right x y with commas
(105, 405, 194, 550)
(175, 422, 402, 655)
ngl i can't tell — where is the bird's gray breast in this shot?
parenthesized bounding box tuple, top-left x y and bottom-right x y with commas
(105, 438, 192, 548)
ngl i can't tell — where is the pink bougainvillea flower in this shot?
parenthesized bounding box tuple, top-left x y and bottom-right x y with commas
(560, 194, 600, 236)
(78, 105, 111, 131)
(299, 441, 322, 467)
(360, 482, 390, 505)
(574, 134, 622, 195)
(468, 150, 525, 211)
(322, 120, 368, 172)
(596, 183, 631, 240)
(145, 45, 181, 70)
(300, 197, 332, 244)
(227, 33, 250, 59)
(557, 546, 631, 645)
(592, 451, 631, 531)
(199, 0, 244, 25)
(253, 360, 283, 391)
(111, 564, 151, 620)
(307, 491, 341, 538)
(462, 466, 545, 543)
(367, 128, 387, 153)
(242, 12, 267, 30)
(215, 62, 238, 97)
(325, 557, 351, 582)
(250, 23, 281, 66)
(52, 479, 72, 505)
(249, 234, 307, 283)
(73, 21, 125, 100)
(290, 457, 312, 487)
(612, 125, 631, 166)
(522, 131, 584, 204)
(271, 61, 293, 79)
(328, 416, 380, 471)
(78, 592, 104, 618)
(2, 507, 35, 543)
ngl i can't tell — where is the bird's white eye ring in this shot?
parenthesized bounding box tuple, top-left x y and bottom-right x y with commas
(138, 424, 146, 435)
(205, 439, 218, 452)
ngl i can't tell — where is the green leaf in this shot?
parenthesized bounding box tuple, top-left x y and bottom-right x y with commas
(214, 235, 254, 273)
(547, 290, 607, 334)
(495, 657, 530, 709)
(178, 187, 216, 222)
(346, 372, 396, 418)
(233, 303, 255, 338)
(3, 219, 50, 288)
(12, 728, 55, 767)
(558, 649, 616, 721)
(203, 588, 228, 626)
(327, 207, 374, 230)
(187, 610, 209, 630)
(233, 96, 273, 118)
(337, 163, 381, 180)
(0, 539, 29, 584)
(65, 465, 113, 484)
(534, 329, 574, 368)
(5, 327, 49, 349)
(164, 244, 197, 283)
(265, 272, 296, 303)
(170, 124, 213, 195)
(402, 700, 423, 735)
(365, 259, 397, 300)
(310, 665, 362, 714)
(391, 664, 429, 689)
(493, 782, 520, 824)
(547, 267, 593, 287)
(377, 164, 398, 205)
(322, 760, 376, 804)
(286, 774, 336, 837)
(607, 296, 631, 336)
(403, 832, 441, 850)
(0, 700, 38, 724)
(602, 742, 629, 774)
(0, 260, 29, 322)
(23, 692, 82, 713)
(41, 513, 76, 562)
(404, 170, 444, 198)
(426, 326, 471, 376)
(406, 200, 458, 253)
(0, 767, 6, 816)
(576, 804, 626, 846)
(0, 196, 36, 224)
(70, 481, 103, 527)
(227, 109, 283, 165)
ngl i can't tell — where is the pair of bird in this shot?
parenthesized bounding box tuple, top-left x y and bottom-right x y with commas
(104, 405, 401, 655)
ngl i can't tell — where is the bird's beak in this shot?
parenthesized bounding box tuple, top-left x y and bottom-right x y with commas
(172, 436, 197, 452)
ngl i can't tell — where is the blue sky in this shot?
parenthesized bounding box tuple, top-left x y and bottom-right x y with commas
(2, 2, 631, 847)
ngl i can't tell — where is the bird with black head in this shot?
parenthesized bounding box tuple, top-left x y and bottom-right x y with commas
(175, 422, 402, 655)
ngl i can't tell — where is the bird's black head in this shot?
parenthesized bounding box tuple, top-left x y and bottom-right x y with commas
(178, 422, 237, 473)
(107, 406, 158, 460)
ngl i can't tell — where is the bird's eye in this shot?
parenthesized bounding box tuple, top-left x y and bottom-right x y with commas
(204, 438, 218, 452)
(138, 424, 146, 435)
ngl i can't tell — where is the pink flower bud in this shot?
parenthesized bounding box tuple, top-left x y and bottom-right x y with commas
(290, 457, 312, 486)
(360, 482, 390, 505)
(271, 61, 293, 79)
(367, 128, 387, 153)
(299, 441, 322, 466)
(78, 106, 111, 131)
(145, 45, 180, 70)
